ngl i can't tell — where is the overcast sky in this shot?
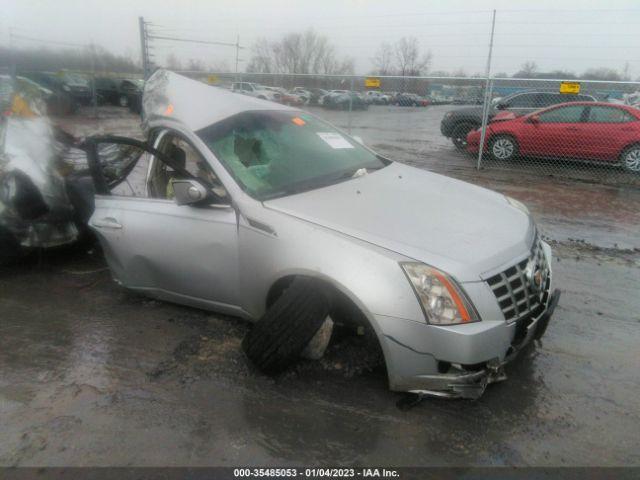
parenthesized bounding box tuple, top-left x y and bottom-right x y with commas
(2, 0, 640, 77)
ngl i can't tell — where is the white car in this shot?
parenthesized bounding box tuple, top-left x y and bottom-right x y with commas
(231, 82, 279, 102)
(364, 91, 390, 105)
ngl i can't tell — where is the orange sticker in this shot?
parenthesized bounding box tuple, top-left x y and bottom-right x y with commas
(291, 117, 306, 126)
(164, 104, 174, 115)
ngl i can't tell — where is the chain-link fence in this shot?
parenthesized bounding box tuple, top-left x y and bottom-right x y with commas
(174, 71, 640, 186)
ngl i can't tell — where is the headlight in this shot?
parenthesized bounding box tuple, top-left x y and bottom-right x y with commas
(505, 196, 529, 215)
(401, 263, 479, 325)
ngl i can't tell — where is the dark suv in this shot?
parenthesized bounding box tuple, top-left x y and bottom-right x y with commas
(440, 91, 597, 149)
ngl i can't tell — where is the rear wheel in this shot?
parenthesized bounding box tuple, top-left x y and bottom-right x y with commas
(242, 277, 333, 375)
(451, 122, 478, 150)
(489, 135, 518, 161)
(621, 145, 640, 173)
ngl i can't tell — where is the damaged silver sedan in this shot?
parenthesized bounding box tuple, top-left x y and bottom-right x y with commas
(0, 75, 94, 264)
(85, 70, 560, 399)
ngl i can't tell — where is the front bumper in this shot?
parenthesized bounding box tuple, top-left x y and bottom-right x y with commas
(388, 289, 560, 399)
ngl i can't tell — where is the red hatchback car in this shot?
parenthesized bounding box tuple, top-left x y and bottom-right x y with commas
(466, 102, 640, 173)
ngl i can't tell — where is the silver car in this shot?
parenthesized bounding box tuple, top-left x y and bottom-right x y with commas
(86, 70, 560, 399)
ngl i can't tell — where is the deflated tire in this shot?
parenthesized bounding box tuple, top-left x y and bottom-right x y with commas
(242, 277, 333, 375)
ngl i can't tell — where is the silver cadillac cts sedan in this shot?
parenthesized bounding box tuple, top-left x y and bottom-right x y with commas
(87, 70, 560, 399)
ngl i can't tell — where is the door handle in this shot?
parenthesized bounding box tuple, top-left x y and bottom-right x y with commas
(91, 217, 122, 229)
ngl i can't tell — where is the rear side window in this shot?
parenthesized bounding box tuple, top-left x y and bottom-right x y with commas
(588, 106, 635, 123)
(534, 93, 563, 107)
(537, 105, 585, 123)
(506, 93, 536, 108)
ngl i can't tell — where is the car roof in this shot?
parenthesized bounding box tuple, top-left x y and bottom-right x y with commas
(143, 70, 297, 132)
(527, 101, 640, 117)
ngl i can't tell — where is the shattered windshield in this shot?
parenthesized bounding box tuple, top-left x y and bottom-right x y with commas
(196, 111, 387, 200)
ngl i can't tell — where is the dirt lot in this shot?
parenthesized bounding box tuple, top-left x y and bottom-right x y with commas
(1, 106, 639, 467)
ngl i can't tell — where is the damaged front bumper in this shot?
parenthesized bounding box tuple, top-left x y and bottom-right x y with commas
(407, 289, 561, 399)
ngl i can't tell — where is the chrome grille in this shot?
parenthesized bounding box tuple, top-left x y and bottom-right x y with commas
(486, 235, 550, 323)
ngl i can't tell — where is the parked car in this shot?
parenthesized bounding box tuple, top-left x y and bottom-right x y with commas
(364, 91, 390, 105)
(441, 91, 597, 150)
(25, 71, 93, 106)
(393, 93, 428, 107)
(321, 91, 368, 110)
(466, 102, 640, 173)
(120, 78, 144, 111)
(83, 70, 560, 399)
(94, 77, 121, 105)
(93, 77, 142, 107)
(231, 82, 279, 101)
(19, 72, 79, 115)
(292, 87, 327, 105)
(263, 87, 305, 106)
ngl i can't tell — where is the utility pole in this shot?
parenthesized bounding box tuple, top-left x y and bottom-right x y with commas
(235, 34, 240, 81)
(89, 43, 98, 118)
(477, 9, 496, 170)
(138, 16, 150, 79)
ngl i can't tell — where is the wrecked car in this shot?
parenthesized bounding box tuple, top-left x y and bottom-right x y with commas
(0, 75, 95, 264)
(84, 70, 560, 399)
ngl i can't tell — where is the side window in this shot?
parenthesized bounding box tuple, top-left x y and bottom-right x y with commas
(537, 105, 585, 123)
(109, 147, 152, 197)
(588, 106, 634, 123)
(147, 133, 225, 200)
(535, 93, 561, 108)
(506, 94, 534, 108)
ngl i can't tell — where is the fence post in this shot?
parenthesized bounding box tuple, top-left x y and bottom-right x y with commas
(348, 76, 354, 134)
(138, 16, 150, 80)
(477, 9, 497, 170)
(89, 43, 98, 119)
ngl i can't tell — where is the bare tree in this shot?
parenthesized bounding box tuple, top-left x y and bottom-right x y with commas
(621, 62, 631, 81)
(186, 58, 205, 71)
(246, 29, 353, 75)
(394, 37, 432, 77)
(582, 67, 622, 81)
(371, 42, 394, 75)
(166, 53, 182, 70)
(513, 61, 538, 78)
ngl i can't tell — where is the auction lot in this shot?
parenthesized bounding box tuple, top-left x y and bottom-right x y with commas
(1, 105, 640, 467)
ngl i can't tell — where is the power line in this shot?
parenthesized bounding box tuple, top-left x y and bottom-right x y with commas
(147, 34, 244, 49)
(10, 32, 86, 48)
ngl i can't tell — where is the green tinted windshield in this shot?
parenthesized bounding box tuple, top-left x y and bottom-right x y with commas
(196, 111, 387, 200)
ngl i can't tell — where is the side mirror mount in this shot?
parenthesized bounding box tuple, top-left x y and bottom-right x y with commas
(495, 102, 507, 110)
(172, 179, 210, 206)
(529, 115, 540, 124)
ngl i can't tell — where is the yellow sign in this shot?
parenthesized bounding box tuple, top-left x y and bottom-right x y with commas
(207, 75, 219, 85)
(559, 81, 580, 94)
(365, 77, 381, 88)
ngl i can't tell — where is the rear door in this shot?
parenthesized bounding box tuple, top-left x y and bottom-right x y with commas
(518, 104, 588, 158)
(581, 105, 640, 161)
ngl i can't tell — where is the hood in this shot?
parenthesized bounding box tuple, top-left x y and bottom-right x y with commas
(142, 70, 296, 132)
(264, 163, 534, 282)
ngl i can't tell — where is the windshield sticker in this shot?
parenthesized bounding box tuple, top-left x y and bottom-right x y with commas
(316, 132, 354, 149)
(291, 116, 306, 126)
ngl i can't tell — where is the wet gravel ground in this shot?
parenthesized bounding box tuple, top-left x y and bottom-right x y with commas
(0, 106, 639, 466)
